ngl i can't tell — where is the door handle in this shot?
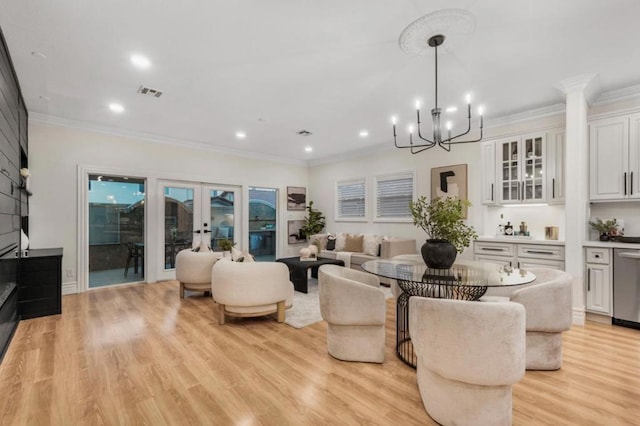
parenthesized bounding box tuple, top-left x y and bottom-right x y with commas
(194, 229, 201, 234)
(587, 268, 590, 292)
(624, 172, 627, 195)
(203, 229, 211, 234)
(618, 252, 640, 259)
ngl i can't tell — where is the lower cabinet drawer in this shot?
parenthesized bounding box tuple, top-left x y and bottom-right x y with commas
(474, 242, 515, 256)
(517, 258, 565, 270)
(517, 244, 565, 260)
(18, 298, 61, 319)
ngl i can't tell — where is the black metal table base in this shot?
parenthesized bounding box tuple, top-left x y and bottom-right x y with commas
(396, 280, 488, 368)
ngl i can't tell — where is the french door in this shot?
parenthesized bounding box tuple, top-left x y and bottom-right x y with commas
(157, 180, 241, 281)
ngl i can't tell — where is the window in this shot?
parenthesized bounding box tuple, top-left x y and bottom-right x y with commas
(336, 178, 366, 221)
(375, 172, 414, 221)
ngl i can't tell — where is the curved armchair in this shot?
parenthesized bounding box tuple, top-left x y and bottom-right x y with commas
(175, 249, 221, 298)
(318, 264, 386, 363)
(211, 260, 294, 325)
(510, 268, 572, 370)
(410, 297, 526, 425)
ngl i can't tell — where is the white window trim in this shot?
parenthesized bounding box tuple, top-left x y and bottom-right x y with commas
(373, 170, 416, 223)
(335, 177, 368, 222)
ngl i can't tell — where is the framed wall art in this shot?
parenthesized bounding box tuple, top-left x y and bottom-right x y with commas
(287, 220, 307, 244)
(430, 163, 468, 219)
(287, 186, 306, 211)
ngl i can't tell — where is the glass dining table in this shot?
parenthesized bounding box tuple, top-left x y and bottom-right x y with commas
(361, 258, 536, 368)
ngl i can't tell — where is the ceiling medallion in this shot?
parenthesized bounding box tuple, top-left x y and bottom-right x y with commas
(398, 9, 476, 56)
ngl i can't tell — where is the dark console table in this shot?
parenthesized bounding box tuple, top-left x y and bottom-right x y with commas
(19, 248, 63, 319)
(276, 257, 345, 293)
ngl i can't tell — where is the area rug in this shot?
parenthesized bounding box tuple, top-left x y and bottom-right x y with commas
(284, 278, 393, 329)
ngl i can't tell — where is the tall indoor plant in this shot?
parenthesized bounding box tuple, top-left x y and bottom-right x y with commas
(300, 200, 326, 238)
(410, 196, 478, 269)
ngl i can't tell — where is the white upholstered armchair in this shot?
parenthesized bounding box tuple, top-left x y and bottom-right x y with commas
(175, 249, 221, 298)
(410, 296, 526, 425)
(510, 268, 573, 370)
(210, 260, 294, 325)
(318, 264, 386, 363)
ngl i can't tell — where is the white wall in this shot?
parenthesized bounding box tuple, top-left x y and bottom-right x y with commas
(308, 142, 484, 260)
(28, 122, 308, 293)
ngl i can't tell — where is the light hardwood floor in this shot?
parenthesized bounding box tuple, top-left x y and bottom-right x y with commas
(0, 281, 638, 425)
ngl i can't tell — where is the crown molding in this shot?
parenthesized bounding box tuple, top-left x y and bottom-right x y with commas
(555, 73, 600, 104)
(484, 103, 566, 129)
(592, 83, 640, 106)
(308, 141, 394, 167)
(28, 112, 308, 167)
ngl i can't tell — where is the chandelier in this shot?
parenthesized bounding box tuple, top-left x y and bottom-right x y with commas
(392, 34, 484, 154)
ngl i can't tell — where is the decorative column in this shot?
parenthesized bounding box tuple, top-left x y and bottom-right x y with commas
(556, 74, 598, 326)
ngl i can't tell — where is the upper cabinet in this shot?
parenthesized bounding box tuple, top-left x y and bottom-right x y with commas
(589, 113, 640, 201)
(497, 132, 546, 204)
(481, 129, 563, 206)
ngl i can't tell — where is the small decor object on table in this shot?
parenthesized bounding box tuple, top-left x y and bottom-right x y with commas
(410, 196, 478, 269)
(588, 217, 620, 241)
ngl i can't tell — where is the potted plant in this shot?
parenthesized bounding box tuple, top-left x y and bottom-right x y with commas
(218, 238, 236, 256)
(410, 196, 478, 269)
(588, 217, 619, 241)
(300, 200, 326, 238)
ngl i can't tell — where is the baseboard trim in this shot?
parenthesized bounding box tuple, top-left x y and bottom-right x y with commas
(586, 311, 613, 325)
(572, 307, 586, 326)
(62, 281, 78, 295)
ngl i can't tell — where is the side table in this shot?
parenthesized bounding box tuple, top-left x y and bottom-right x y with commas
(275, 257, 345, 293)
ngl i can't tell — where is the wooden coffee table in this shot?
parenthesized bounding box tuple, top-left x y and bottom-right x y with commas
(275, 257, 345, 293)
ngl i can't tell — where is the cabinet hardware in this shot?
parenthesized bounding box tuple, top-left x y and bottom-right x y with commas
(517, 262, 520, 268)
(624, 172, 627, 195)
(481, 247, 505, 252)
(632, 172, 634, 195)
(587, 268, 591, 291)
(552, 178, 555, 198)
(203, 229, 211, 234)
(0, 168, 9, 177)
(525, 250, 554, 255)
(491, 183, 494, 202)
(522, 181, 525, 200)
(193, 229, 201, 234)
(595, 254, 600, 258)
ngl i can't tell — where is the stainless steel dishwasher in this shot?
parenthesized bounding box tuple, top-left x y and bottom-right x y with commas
(613, 248, 640, 329)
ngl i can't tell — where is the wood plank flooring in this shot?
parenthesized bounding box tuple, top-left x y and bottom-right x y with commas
(0, 281, 638, 425)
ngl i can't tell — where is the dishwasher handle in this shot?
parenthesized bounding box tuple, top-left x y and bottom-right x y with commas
(617, 251, 640, 260)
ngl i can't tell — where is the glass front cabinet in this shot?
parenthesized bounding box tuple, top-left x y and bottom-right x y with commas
(497, 133, 546, 204)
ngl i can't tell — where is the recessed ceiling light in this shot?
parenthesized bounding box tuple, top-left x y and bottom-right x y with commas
(446, 106, 458, 113)
(108, 103, 124, 113)
(130, 54, 151, 69)
(359, 130, 369, 138)
(235, 131, 247, 139)
(304, 146, 313, 153)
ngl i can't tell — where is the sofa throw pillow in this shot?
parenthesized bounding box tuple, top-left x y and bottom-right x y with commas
(231, 247, 243, 261)
(309, 234, 328, 250)
(344, 233, 364, 252)
(335, 232, 347, 251)
(326, 234, 336, 251)
(363, 234, 382, 256)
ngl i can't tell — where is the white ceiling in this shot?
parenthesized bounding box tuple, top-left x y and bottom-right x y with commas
(1, 0, 640, 163)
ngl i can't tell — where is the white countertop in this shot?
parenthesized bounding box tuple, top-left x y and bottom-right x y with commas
(476, 236, 565, 246)
(583, 240, 640, 250)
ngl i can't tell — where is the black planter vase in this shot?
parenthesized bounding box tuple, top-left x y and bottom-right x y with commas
(599, 232, 610, 241)
(421, 239, 457, 269)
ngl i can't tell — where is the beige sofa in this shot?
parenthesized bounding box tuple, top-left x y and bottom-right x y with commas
(309, 233, 416, 285)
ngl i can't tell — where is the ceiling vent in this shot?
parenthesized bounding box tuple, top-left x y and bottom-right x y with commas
(297, 130, 312, 136)
(137, 85, 163, 98)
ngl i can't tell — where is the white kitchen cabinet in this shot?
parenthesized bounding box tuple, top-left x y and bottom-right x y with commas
(480, 141, 496, 205)
(547, 129, 565, 203)
(589, 113, 640, 201)
(584, 247, 613, 315)
(496, 132, 546, 204)
(474, 240, 565, 270)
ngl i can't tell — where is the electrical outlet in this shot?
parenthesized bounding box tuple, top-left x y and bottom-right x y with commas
(65, 269, 74, 278)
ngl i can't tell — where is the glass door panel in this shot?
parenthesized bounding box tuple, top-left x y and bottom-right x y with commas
(499, 139, 520, 203)
(88, 174, 145, 288)
(163, 185, 196, 268)
(203, 186, 238, 251)
(522, 136, 544, 202)
(248, 187, 278, 261)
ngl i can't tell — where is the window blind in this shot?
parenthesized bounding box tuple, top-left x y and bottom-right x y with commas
(337, 180, 365, 218)
(376, 174, 413, 218)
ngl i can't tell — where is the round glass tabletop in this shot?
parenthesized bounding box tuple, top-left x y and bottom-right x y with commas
(361, 258, 536, 288)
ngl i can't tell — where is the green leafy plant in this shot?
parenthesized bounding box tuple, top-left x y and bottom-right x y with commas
(409, 196, 478, 253)
(218, 238, 236, 252)
(588, 217, 618, 234)
(300, 200, 326, 237)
